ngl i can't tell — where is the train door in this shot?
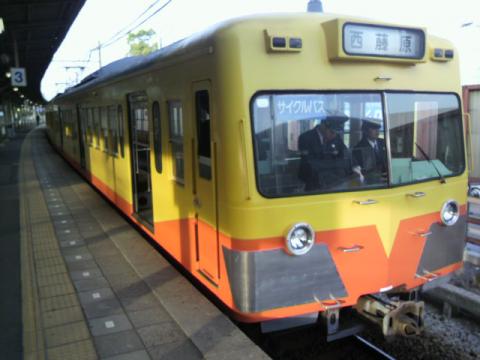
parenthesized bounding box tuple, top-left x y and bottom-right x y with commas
(76, 106, 86, 169)
(192, 81, 219, 283)
(128, 92, 153, 227)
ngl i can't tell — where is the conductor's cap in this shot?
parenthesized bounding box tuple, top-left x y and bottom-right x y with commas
(322, 116, 348, 131)
(362, 119, 382, 131)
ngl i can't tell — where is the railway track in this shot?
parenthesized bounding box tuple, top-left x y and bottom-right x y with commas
(354, 335, 396, 360)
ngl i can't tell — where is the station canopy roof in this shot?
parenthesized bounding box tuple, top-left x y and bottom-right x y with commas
(0, 0, 86, 104)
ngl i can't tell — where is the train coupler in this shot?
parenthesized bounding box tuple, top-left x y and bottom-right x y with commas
(355, 294, 424, 337)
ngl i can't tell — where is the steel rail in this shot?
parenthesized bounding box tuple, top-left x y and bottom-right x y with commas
(354, 335, 396, 360)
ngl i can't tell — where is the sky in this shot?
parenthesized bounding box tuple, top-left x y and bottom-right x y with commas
(40, 0, 480, 100)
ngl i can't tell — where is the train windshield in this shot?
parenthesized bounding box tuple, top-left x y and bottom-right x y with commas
(386, 93, 464, 185)
(251, 92, 464, 197)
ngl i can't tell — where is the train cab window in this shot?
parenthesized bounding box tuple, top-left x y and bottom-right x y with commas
(118, 105, 125, 157)
(168, 101, 184, 184)
(387, 93, 464, 185)
(108, 106, 118, 156)
(152, 101, 162, 173)
(195, 90, 211, 179)
(251, 93, 388, 197)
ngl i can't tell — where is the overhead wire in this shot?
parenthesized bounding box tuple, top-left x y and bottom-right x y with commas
(100, 0, 165, 49)
(99, 0, 173, 49)
(58, 0, 173, 87)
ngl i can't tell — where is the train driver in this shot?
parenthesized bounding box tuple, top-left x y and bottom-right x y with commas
(352, 119, 387, 182)
(298, 116, 360, 191)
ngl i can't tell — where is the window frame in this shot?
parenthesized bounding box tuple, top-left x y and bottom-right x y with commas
(152, 101, 162, 173)
(168, 100, 185, 185)
(195, 90, 212, 180)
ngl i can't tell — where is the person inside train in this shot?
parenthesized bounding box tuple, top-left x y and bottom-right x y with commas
(352, 119, 387, 182)
(298, 116, 358, 191)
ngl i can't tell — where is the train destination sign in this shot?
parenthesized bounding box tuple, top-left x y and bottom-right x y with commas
(343, 23, 425, 59)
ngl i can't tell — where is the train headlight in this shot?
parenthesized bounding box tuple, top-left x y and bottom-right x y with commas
(285, 223, 315, 256)
(440, 200, 459, 226)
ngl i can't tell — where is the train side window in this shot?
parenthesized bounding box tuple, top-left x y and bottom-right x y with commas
(101, 107, 109, 153)
(195, 90, 211, 180)
(118, 105, 125, 157)
(152, 101, 162, 173)
(108, 106, 118, 156)
(168, 101, 184, 184)
(87, 108, 93, 146)
(93, 107, 101, 148)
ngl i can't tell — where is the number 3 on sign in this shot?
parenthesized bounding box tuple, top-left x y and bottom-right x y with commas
(11, 67, 27, 87)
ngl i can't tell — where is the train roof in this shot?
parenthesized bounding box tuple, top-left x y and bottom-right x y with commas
(53, 12, 342, 101)
(52, 12, 449, 102)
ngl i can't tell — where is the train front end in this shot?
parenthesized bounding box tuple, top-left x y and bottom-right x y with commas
(214, 14, 468, 337)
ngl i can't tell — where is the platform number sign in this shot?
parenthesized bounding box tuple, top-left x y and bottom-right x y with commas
(11, 67, 27, 87)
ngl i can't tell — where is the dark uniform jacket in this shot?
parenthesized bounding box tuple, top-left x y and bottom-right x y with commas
(353, 137, 387, 174)
(298, 127, 351, 191)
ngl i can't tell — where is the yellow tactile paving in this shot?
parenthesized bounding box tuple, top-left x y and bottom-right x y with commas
(41, 293, 80, 313)
(20, 134, 46, 360)
(37, 272, 72, 287)
(42, 306, 84, 328)
(45, 321, 91, 348)
(38, 280, 75, 299)
(36, 264, 68, 278)
(47, 339, 97, 360)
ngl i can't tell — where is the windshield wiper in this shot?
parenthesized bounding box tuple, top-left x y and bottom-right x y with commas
(415, 142, 446, 184)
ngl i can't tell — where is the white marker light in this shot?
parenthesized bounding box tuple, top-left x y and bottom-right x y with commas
(440, 200, 460, 226)
(285, 223, 315, 256)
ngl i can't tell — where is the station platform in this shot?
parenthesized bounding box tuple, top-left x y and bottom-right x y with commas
(16, 128, 267, 360)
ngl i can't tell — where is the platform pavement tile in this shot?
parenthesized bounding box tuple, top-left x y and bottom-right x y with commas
(106, 272, 142, 289)
(73, 277, 110, 292)
(64, 252, 94, 263)
(47, 339, 98, 360)
(67, 259, 99, 272)
(137, 322, 186, 348)
(42, 305, 84, 328)
(89, 244, 122, 258)
(70, 268, 103, 281)
(41, 293, 80, 312)
(56, 229, 82, 238)
(127, 307, 172, 329)
(97, 259, 133, 277)
(117, 294, 159, 312)
(104, 350, 151, 360)
(88, 314, 133, 336)
(147, 339, 202, 360)
(36, 264, 67, 278)
(53, 218, 74, 226)
(81, 296, 124, 319)
(62, 246, 92, 257)
(37, 272, 72, 287)
(60, 238, 87, 248)
(78, 288, 116, 305)
(45, 321, 91, 348)
(93, 330, 144, 358)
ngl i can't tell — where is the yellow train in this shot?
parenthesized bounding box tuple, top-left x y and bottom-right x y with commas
(46, 13, 468, 338)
